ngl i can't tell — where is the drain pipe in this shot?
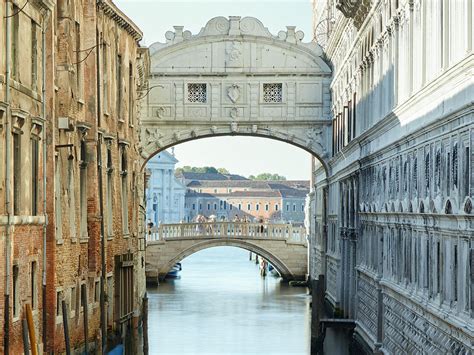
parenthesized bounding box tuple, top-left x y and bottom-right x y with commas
(96, 29, 107, 353)
(3, 2, 12, 354)
(41, 10, 51, 351)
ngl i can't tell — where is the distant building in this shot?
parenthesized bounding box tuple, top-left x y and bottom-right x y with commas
(181, 172, 309, 225)
(146, 150, 186, 226)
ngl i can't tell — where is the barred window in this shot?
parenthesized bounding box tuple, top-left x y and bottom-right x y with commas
(187, 83, 207, 103)
(263, 83, 283, 103)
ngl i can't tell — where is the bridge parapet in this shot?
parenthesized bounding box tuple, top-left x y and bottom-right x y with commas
(147, 222, 307, 245)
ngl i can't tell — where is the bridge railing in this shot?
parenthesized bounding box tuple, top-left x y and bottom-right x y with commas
(146, 222, 307, 244)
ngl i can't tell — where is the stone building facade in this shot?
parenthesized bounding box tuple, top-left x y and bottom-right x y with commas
(183, 174, 309, 225)
(1, 0, 149, 353)
(145, 150, 186, 226)
(0, 0, 54, 353)
(309, 0, 473, 353)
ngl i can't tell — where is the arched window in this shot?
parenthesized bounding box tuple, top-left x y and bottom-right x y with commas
(395, 159, 400, 193)
(435, 149, 441, 191)
(403, 160, 408, 192)
(452, 143, 458, 189)
(464, 199, 472, 214)
(413, 156, 418, 192)
(120, 147, 129, 234)
(445, 200, 453, 214)
(425, 152, 430, 192)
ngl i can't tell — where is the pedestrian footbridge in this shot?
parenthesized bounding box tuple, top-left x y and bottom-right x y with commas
(145, 222, 308, 282)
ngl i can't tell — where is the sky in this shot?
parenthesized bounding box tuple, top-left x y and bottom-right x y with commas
(115, 0, 314, 180)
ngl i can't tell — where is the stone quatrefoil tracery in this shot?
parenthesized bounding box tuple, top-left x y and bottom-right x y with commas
(187, 83, 207, 103)
(263, 83, 283, 103)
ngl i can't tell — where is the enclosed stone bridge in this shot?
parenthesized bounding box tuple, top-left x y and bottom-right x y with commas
(146, 222, 308, 282)
(139, 16, 332, 170)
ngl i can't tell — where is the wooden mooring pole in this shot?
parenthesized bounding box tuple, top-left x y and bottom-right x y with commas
(311, 274, 325, 354)
(25, 304, 38, 355)
(62, 300, 71, 355)
(143, 294, 149, 355)
(22, 319, 30, 354)
(82, 287, 89, 355)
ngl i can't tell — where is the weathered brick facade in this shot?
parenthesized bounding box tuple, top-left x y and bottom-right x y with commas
(1, 0, 148, 353)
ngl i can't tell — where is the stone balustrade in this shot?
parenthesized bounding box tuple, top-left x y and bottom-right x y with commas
(146, 222, 307, 245)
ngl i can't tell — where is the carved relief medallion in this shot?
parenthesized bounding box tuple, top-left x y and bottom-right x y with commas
(230, 122, 239, 133)
(227, 84, 240, 103)
(230, 107, 239, 119)
(226, 41, 242, 67)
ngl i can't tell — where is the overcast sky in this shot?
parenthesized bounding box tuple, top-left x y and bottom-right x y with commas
(115, 0, 313, 180)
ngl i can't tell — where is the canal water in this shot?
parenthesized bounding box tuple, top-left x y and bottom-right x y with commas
(146, 246, 351, 355)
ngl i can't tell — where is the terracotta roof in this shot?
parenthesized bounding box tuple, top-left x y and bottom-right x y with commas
(187, 180, 271, 188)
(179, 172, 248, 181)
(279, 188, 309, 198)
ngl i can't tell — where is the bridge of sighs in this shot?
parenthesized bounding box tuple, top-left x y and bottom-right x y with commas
(140, 16, 333, 282)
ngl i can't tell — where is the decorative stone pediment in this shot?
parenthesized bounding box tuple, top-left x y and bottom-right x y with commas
(11, 109, 28, 132)
(31, 116, 45, 138)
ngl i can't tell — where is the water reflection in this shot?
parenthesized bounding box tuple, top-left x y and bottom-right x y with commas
(147, 247, 311, 354)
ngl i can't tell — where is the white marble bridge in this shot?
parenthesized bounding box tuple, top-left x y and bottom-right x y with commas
(146, 222, 308, 282)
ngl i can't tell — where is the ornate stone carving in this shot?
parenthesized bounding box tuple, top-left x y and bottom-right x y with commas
(230, 122, 238, 133)
(210, 126, 218, 134)
(336, 0, 361, 18)
(155, 106, 165, 118)
(306, 128, 327, 156)
(336, 0, 371, 28)
(230, 107, 239, 119)
(251, 125, 258, 133)
(226, 42, 242, 67)
(172, 131, 180, 142)
(227, 83, 240, 103)
(143, 128, 163, 147)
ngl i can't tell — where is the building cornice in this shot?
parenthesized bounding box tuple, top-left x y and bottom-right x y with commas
(97, 0, 143, 42)
(29, 0, 54, 12)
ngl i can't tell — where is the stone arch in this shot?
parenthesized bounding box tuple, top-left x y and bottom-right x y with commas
(464, 198, 472, 214)
(445, 199, 453, 214)
(419, 201, 425, 213)
(160, 239, 294, 280)
(140, 132, 330, 175)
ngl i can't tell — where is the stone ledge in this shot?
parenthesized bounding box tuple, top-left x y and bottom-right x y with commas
(0, 215, 46, 225)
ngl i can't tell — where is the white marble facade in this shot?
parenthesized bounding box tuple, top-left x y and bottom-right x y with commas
(310, 0, 473, 353)
(139, 16, 333, 164)
(146, 150, 186, 226)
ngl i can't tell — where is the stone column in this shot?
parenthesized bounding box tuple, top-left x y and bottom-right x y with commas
(392, 16, 400, 107)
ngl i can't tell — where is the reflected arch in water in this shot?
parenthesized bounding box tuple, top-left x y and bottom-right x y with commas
(160, 239, 293, 280)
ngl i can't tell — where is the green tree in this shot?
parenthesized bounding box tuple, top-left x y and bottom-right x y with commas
(175, 166, 227, 175)
(249, 173, 286, 181)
